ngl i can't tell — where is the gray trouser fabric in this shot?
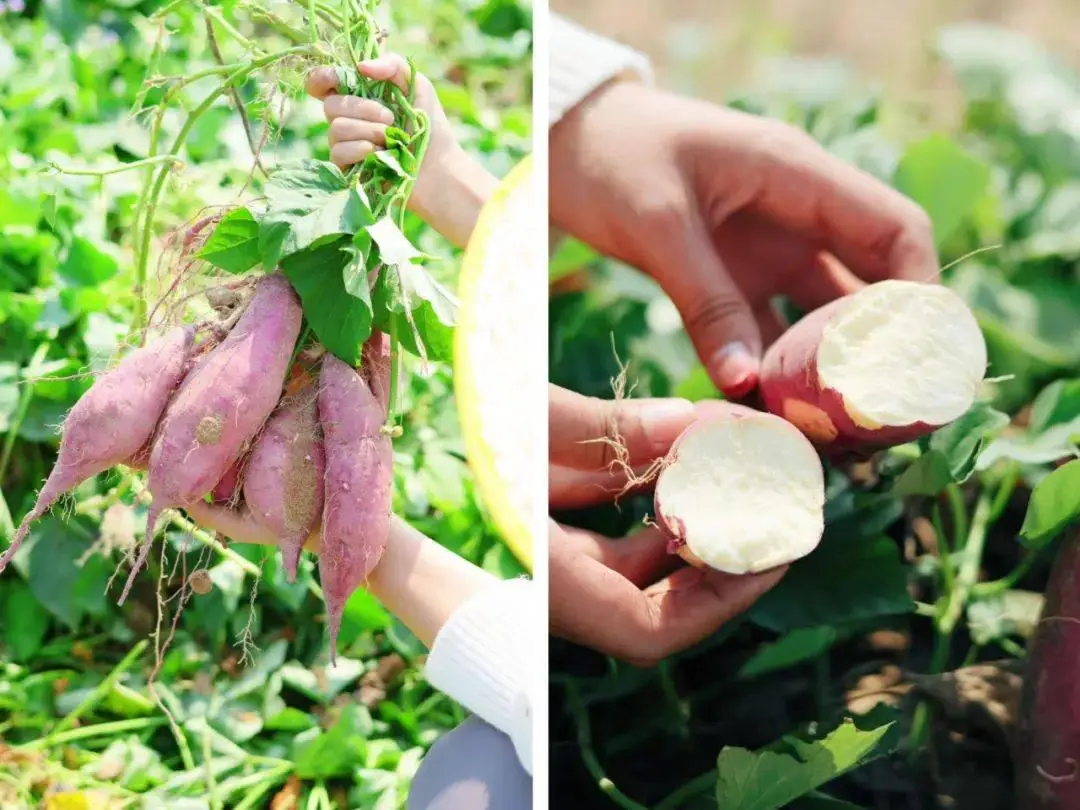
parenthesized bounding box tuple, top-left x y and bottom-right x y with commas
(407, 716, 532, 810)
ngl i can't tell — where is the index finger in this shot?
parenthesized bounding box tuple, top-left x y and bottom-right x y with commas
(550, 521, 786, 665)
(306, 67, 341, 100)
(184, 500, 277, 546)
(733, 112, 939, 284)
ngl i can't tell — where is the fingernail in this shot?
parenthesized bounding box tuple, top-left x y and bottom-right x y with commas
(709, 342, 759, 398)
(379, 108, 394, 125)
(638, 398, 695, 451)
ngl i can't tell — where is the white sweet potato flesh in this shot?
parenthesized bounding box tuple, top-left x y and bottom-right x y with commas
(120, 274, 302, 602)
(0, 325, 194, 572)
(760, 280, 987, 450)
(654, 409, 825, 575)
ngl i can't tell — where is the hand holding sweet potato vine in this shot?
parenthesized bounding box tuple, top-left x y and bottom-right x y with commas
(306, 54, 498, 248)
(549, 80, 941, 397)
(1, 0, 462, 662)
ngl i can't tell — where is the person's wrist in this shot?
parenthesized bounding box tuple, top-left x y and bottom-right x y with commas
(550, 76, 638, 161)
(410, 144, 498, 249)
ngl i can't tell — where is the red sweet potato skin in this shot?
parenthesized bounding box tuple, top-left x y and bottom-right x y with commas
(210, 458, 244, 505)
(244, 391, 325, 581)
(0, 325, 194, 572)
(1015, 533, 1080, 809)
(318, 349, 392, 660)
(758, 298, 938, 452)
(147, 274, 302, 510)
(118, 274, 301, 602)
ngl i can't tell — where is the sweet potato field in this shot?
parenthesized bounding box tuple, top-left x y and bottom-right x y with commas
(550, 23, 1080, 810)
(0, 1, 530, 807)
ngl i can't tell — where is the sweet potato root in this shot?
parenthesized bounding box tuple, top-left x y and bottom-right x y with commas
(759, 280, 987, 452)
(0, 325, 195, 572)
(210, 458, 245, 505)
(1015, 532, 1080, 809)
(654, 403, 825, 574)
(120, 273, 302, 602)
(318, 346, 392, 661)
(244, 389, 325, 582)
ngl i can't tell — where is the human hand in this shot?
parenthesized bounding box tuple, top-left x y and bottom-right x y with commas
(548, 385, 787, 666)
(184, 500, 496, 650)
(307, 55, 497, 248)
(549, 81, 938, 397)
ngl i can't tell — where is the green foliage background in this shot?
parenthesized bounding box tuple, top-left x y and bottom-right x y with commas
(550, 22, 1080, 810)
(0, 1, 531, 808)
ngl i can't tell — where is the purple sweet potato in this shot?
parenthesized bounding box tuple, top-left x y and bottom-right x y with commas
(244, 388, 325, 582)
(119, 273, 302, 603)
(0, 325, 194, 572)
(1015, 531, 1080, 809)
(318, 348, 392, 661)
(210, 458, 245, 505)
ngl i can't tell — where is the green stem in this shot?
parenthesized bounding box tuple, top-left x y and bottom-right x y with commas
(945, 484, 968, 550)
(938, 491, 994, 636)
(0, 338, 53, 484)
(229, 764, 294, 809)
(387, 323, 400, 421)
(128, 477, 261, 578)
(974, 548, 1040, 598)
(23, 717, 164, 750)
(202, 5, 264, 54)
(134, 44, 317, 334)
(47, 155, 183, 177)
(989, 461, 1020, 522)
(47, 641, 148, 739)
(0, 487, 13, 538)
(655, 771, 718, 810)
(169, 512, 261, 578)
(203, 727, 221, 810)
(931, 503, 957, 596)
(341, 0, 362, 72)
(308, 0, 318, 43)
(242, 3, 309, 45)
(566, 684, 649, 810)
(150, 682, 196, 771)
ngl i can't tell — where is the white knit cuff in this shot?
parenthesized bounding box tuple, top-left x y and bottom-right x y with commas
(425, 577, 537, 775)
(549, 14, 653, 126)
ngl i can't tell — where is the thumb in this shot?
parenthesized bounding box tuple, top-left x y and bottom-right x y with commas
(651, 215, 761, 398)
(357, 53, 412, 94)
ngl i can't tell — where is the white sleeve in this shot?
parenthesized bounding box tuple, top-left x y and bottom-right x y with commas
(549, 14, 653, 126)
(423, 577, 538, 775)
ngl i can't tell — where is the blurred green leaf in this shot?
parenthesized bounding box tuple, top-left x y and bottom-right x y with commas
(749, 532, 913, 632)
(293, 703, 372, 778)
(10, 518, 99, 629)
(0, 579, 50, 661)
(738, 627, 837, 680)
(894, 403, 1009, 495)
(549, 237, 598, 283)
(894, 134, 991, 247)
(1020, 459, 1080, 547)
(715, 715, 897, 810)
(57, 237, 119, 286)
(673, 365, 720, 402)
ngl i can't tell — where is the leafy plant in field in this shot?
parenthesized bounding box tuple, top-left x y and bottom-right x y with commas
(0, 0, 530, 806)
(551, 22, 1080, 810)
